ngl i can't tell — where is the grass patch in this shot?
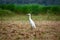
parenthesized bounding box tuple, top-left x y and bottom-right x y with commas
(0, 9, 60, 21)
(0, 14, 60, 21)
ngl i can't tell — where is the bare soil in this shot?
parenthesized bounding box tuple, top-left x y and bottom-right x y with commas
(0, 21, 60, 40)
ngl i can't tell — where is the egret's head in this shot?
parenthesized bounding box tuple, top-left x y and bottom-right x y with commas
(27, 13, 31, 16)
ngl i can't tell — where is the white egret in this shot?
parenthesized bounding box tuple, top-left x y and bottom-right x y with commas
(27, 13, 36, 29)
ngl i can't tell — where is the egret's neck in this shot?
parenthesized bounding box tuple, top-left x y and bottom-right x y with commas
(29, 15, 31, 19)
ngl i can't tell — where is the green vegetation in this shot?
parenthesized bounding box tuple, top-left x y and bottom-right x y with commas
(0, 4, 60, 21)
(0, 9, 15, 17)
(0, 10, 60, 21)
(0, 4, 60, 15)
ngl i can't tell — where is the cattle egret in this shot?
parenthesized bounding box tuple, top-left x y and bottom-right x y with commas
(27, 13, 36, 29)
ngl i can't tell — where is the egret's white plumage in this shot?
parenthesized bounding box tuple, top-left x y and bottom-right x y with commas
(27, 13, 36, 29)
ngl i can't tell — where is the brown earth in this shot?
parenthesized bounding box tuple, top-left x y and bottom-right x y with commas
(0, 21, 60, 40)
